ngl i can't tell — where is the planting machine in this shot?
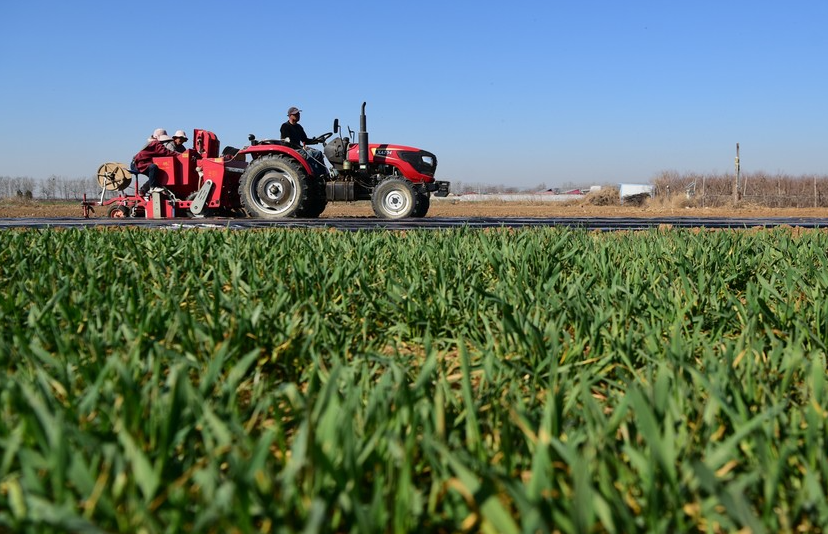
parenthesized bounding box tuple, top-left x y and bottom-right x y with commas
(82, 103, 450, 220)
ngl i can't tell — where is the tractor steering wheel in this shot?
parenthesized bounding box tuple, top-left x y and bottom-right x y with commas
(316, 132, 333, 143)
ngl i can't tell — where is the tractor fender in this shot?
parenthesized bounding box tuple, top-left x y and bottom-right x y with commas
(238, 145, 314, 177)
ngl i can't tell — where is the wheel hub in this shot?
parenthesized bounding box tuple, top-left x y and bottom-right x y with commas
(256, 171, 293, 209)
(383, 191, 407, 214)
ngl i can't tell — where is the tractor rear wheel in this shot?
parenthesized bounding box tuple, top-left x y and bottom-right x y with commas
(372, 177, 419, 219)
(239, 155, 309, 218)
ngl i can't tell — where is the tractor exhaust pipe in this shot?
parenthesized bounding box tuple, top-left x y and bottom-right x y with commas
(359, 101, 369, 168)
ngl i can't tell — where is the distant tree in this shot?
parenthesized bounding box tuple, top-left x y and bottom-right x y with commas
(60, 177, 72, 200)
(41, 175, 59, 200)
(9, 177, 36, 199)
(66, 176, 97, 200)
(453, 182, 480, 194)
(86, 176, 99, 197)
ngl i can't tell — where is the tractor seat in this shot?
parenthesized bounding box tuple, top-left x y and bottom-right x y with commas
(257, 139, 287, 146)
(222, 146, 240, 158)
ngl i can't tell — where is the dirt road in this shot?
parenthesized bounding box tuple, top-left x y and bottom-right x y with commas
(2, 198, 828, 220)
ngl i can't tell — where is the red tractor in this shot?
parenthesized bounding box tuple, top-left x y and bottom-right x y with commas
(83, 103, 450, 219)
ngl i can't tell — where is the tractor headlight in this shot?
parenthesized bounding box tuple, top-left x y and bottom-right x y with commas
(399, 150, 437, 176)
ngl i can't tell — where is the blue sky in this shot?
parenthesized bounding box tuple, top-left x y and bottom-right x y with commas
(1, 1, 826, 188)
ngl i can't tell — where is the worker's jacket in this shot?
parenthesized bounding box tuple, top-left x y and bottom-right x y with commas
(133, 141, 178, 173)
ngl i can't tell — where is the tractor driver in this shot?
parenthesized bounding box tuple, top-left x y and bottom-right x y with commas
(280, 107, 327, 178)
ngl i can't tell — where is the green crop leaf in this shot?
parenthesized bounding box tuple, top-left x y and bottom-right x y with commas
(118, 429, 160, 501)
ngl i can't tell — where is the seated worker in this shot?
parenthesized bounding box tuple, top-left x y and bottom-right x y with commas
(172, 130, 188, 153)
(133, 134, 178, 196)
(150, 128, 166, 140)
(280, 106, 327, 177)
(138, 128, 168, 151)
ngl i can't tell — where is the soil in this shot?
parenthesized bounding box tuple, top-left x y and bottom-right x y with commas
(2, 198, 828, 220)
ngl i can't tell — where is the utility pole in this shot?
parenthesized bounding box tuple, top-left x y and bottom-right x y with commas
(733, 143, 741, 205)
(815, 173, 818, 208)
(702, 174, 706, 208)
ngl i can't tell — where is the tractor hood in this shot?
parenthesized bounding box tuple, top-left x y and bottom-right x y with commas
(347, 143, 438, 181)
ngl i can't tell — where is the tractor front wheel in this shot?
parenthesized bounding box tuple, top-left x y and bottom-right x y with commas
(412, 190, 430, 217)
(372, 178, 419, 219)
(238, 155, 309, 218)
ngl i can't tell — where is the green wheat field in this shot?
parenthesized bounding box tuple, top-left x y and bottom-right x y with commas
(1, 227, 826, 533)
